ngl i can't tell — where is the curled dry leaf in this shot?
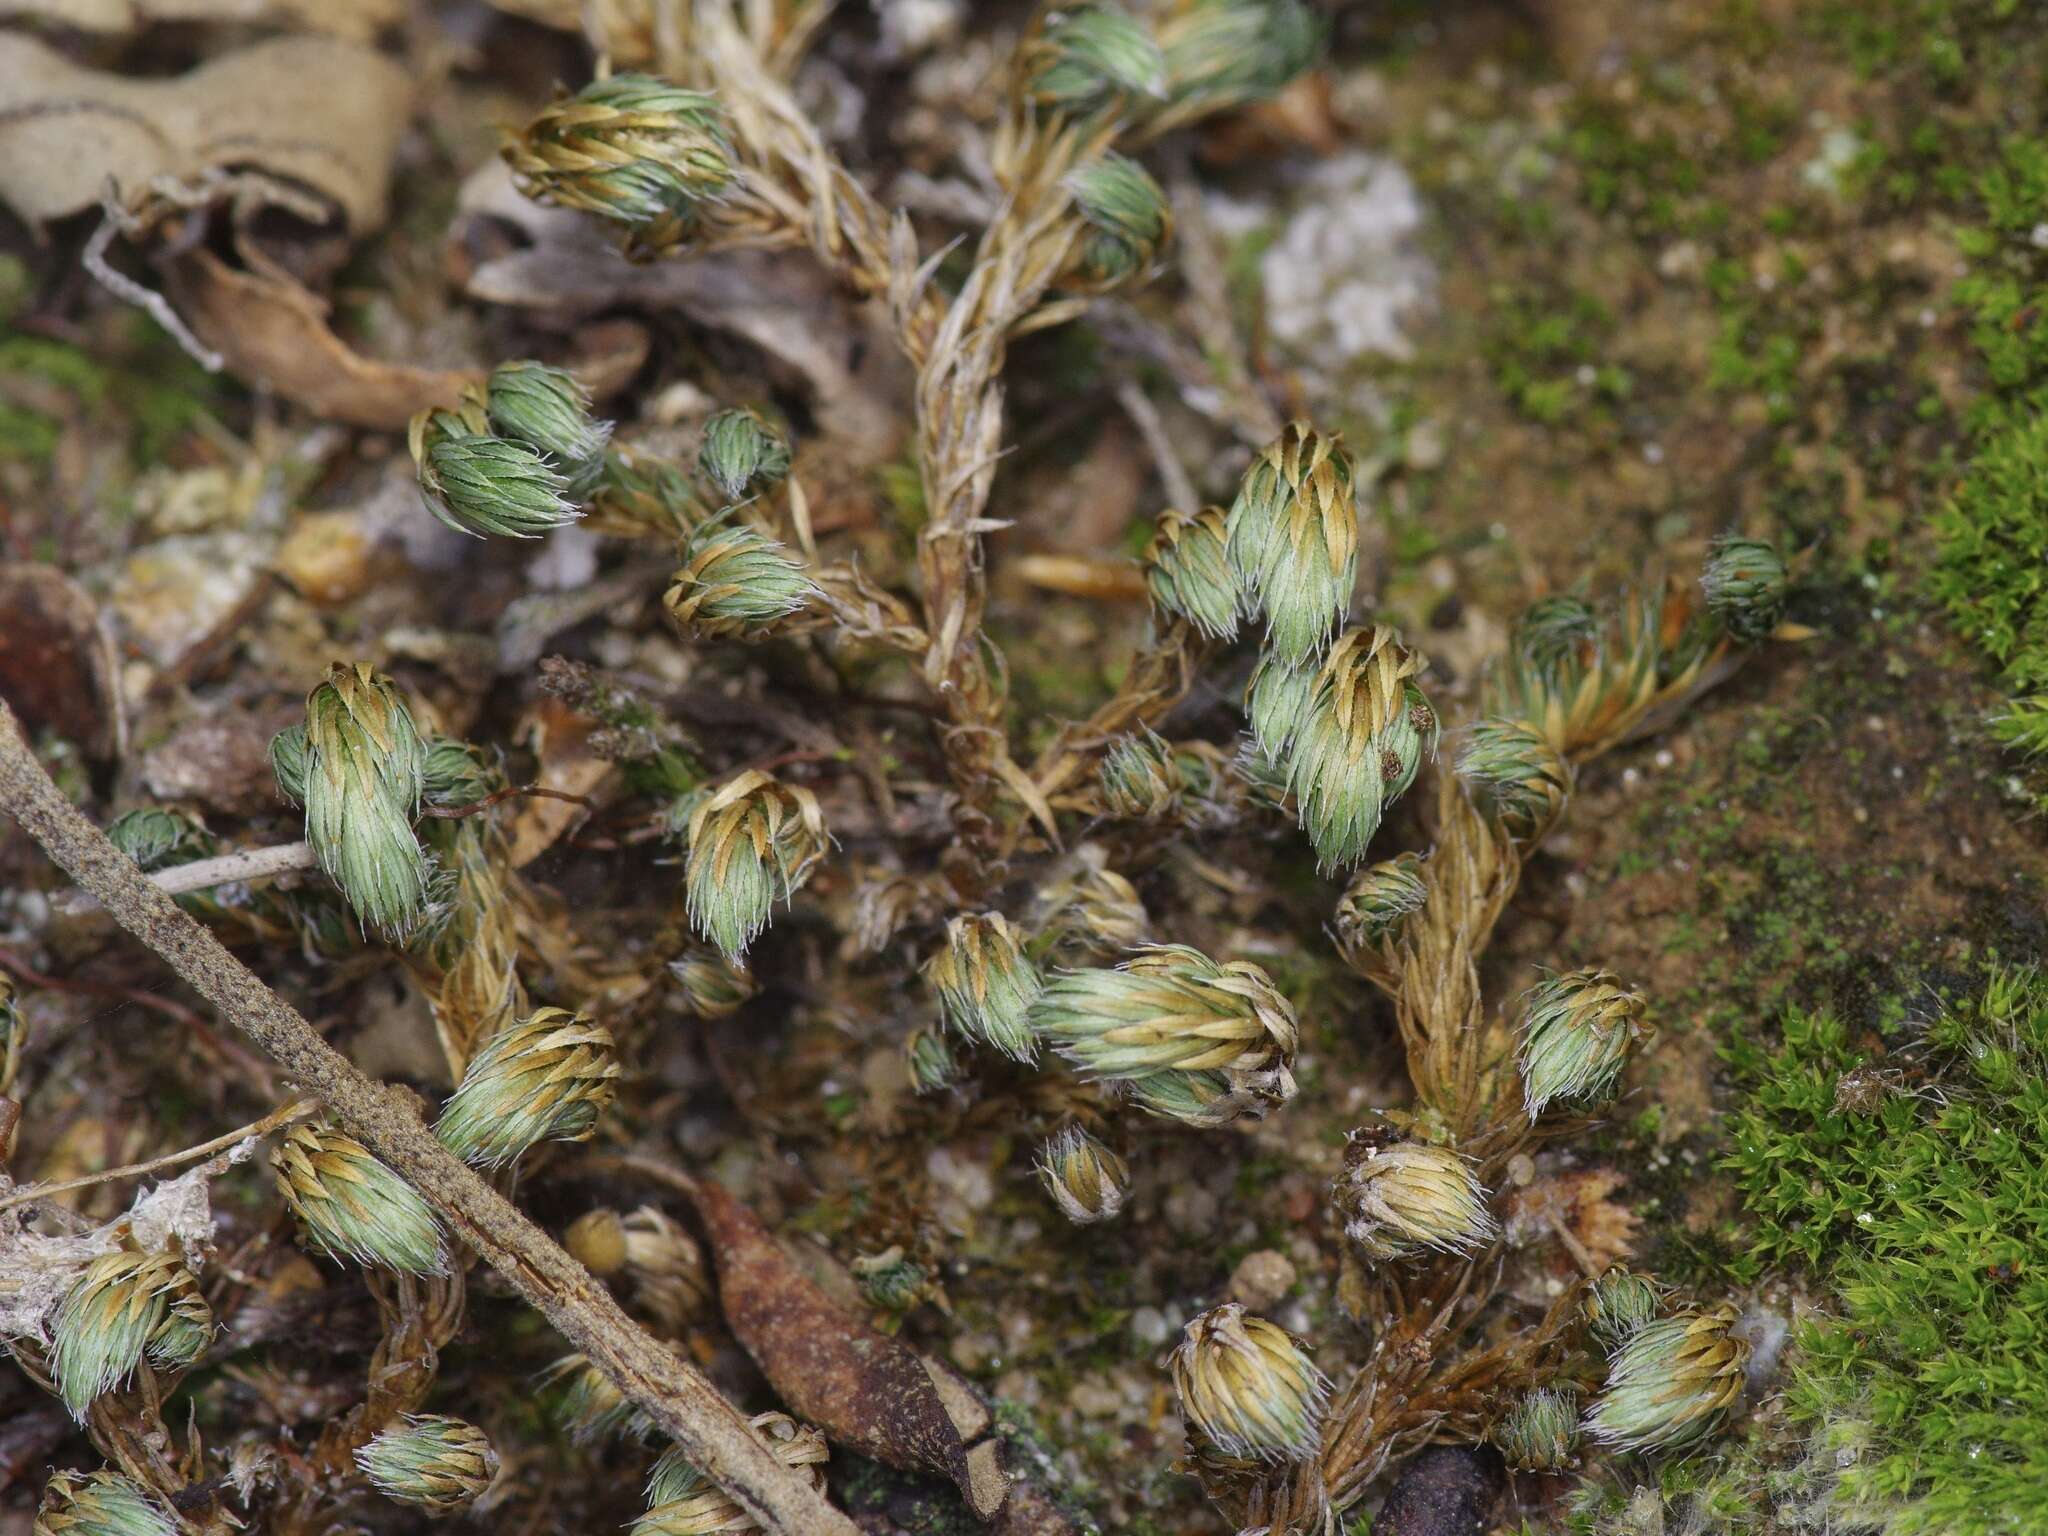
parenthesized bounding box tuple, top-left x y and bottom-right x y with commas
(164, 250, 475, 430)
(503, 696, 614, 868)
(0, 34, 411, 233)
(455, 163, 910, 464)
(1500, 1166, 1638, 1277)
(0, 565, 126, 762)
(680, 1178, 1010, 1520)
(140, 701, 302, 818)
(0, 0, 402, 42)
(484, 0, 665, 65)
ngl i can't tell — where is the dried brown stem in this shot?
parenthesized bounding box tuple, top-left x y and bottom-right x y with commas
(1389, 770, 1528, 1155)
(0, 944, 280, 1099)
(416, 783, 595, 820)
(0, 699, 860, 1536)
(0, 1098, 316, 1214)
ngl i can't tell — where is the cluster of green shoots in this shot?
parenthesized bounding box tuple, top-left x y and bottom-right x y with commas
(20, 3, 1818, 1532)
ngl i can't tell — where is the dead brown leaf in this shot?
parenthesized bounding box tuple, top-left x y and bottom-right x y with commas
(681, 1178, 1010, 1520)
(0, 564, 126, 762)
(0, 0, 401, 40)
(0, 34, 412, 233)
(504, 697, 614, 868)
(455, 164, 911, 465)
(139, 700, 300, 818)
(485, 0, 665, 64)
(1196, 72, 1343, 162)
(164, 251, 476, 430)
(1501, 1166, 1638, 1276)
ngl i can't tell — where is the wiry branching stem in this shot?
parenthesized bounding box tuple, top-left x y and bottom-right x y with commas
(0, 699, 860, 1536)
(0, 1099, 317, 1214)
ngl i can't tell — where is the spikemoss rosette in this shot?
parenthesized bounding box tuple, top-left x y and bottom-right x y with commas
(269, 722, 310, 805)
(486, 359, 610, 494)
(682, 770, 828, 960)
(34, 1469, 174, 1536)
(1022, 4, 1167, 110)
(435, 1007, 621, 1167)
(1333, 851, 1428, 956)
(1243, 651, 1316, 774)
(1170, 1303, 1328, 1463)
(924, 912, 1043, 1062)
(851, 1247, 929, 1311)
(1098, 729, 1230, 822)
(1036, 1124, 1130, 1223)
(1155, 0, 1324, 116)
(589, 448, 703, 539)
(1332, 1133, 1498, 1261)
(904, 1025, 962, 1093)
(1144, 505, 1239, 640)
(1583, 1304, 1749, 1452)
(635, 1413, 828, 1535)
(1701, 535, 1789, 644)
(697, 407, 790, 504)
(1456, 714, 1572, 843)
(1484, 586, 1642, 755)
(667, 950, 759, 1019)
(1492, 1387, 1580, 1472)
(1038, 859, 1151, 957)
(107, 807, 216, 870)
(1285, 627, 1435, 870)
(543, 1353, 657, 1444)
(356, 1415, 500, 1513)
(299, 662, 433, 936)
(1516, 968, 1648, 1116)
(410, 403, 582, 540)
(1583, 1266, 1665, 1354)
(1226, 422, 1360, 663)
(504, 74, 735, 256)
(604, 1206, 712, 1328)
(1030, 943, 1298, 1128)
(273, 1124, 448, 1275)
(1065, 153, 1172, 290)
(1098, 727, 1182, 819)
(50, 1247, 211, 1418)
(1515, 593, 1600, 675)
(663, 520, 816, 639)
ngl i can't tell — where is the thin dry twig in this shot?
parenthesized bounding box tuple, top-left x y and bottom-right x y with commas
(1115, 377, 1199, 515)
(415, 783, 596, 820)
(0, 944, 280, 1099)
(0, 1097, 317, 1213)
(55, 840, 319, 914)
(0, 699, 861, 1536)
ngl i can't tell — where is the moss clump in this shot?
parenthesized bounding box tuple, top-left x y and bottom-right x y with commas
(1954, 135, 2048, 396)
(1482, 285, 1629, 428)
(1931, 132, 2048, 809)
(1721, 964, 2048, 1533)
(1930, 404, 2048, 691)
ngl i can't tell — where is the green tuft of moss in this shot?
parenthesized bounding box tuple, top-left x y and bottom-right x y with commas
(1721, 964, 2048, 1534)
(1932, 403, 2048, 691)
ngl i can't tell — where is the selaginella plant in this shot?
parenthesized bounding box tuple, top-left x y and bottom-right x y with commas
(1, 4, 1816, 1533)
